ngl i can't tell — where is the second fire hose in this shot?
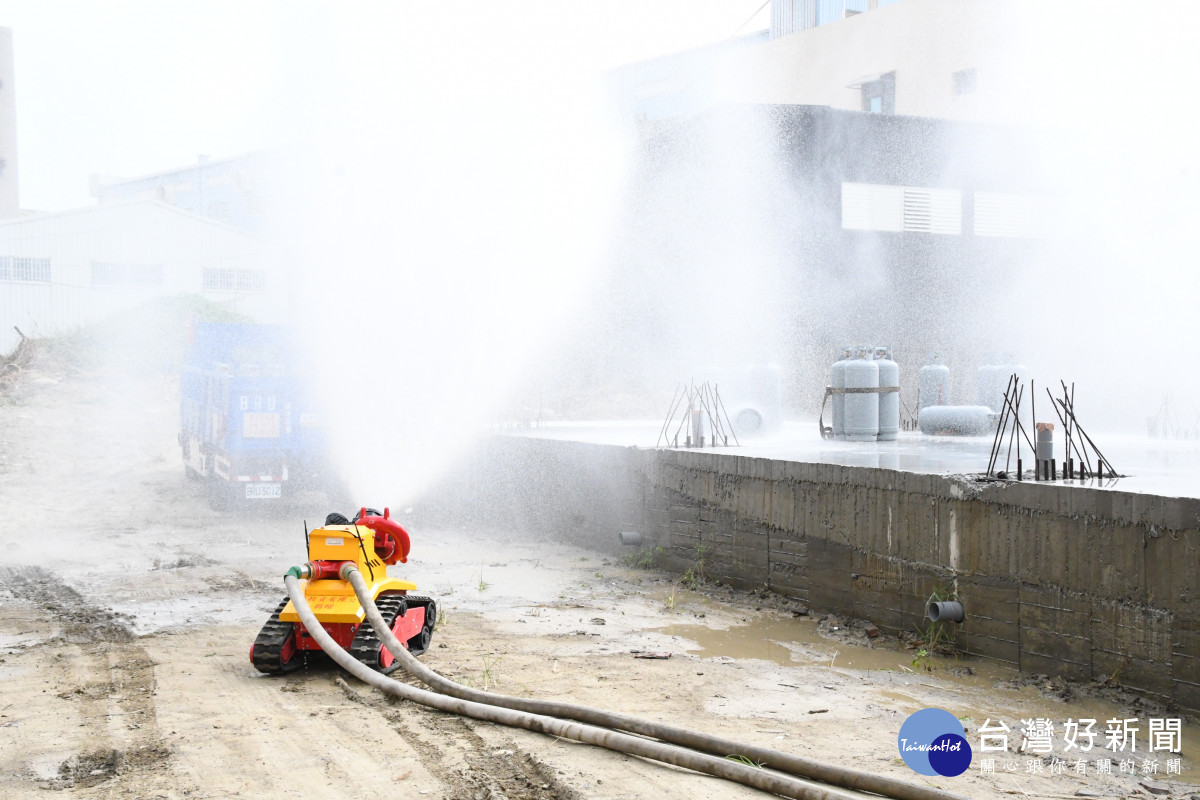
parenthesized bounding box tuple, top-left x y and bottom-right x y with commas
(339, 564, 968, 800)
(284, 571, 865, 800)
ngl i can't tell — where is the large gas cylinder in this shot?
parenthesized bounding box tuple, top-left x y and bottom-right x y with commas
(844, 347, 880, 442)
(918, 405, 997, 436)
(975, 361, 1009, 413)
(728, 363, 782, 437)
(874, 346, 899, 441)
(919, 356, 950, 410)
(976, 354, 1027, 413)
(831, 347, 851, 438)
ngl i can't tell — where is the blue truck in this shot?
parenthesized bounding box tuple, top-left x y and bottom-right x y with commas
(179, 323, 341, 510)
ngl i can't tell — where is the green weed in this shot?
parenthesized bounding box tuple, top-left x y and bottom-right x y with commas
(621, 546, 664, 569)
(679, 544, 710, 590)
(664, 586, 677, 611)
(911, 587, 961, 671)
(479, 654, 502, 691)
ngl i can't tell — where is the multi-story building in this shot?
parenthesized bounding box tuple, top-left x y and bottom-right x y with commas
(593, 0, 1082, 412)
(91, 151, 273, 234)
(0, 27, 18, 219)
(0, 200, 282, 354)
(616, 0, 1043, 126)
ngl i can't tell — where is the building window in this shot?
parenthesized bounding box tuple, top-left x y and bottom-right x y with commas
(952, 68, 978, 95)
(203, 268, 265, 292)
(861, 72, 895, 114)
(0, 256, 51, 282)
(92, 261, 164, 288)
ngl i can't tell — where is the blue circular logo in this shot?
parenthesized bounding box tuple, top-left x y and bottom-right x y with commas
(898, 708, 973, 777)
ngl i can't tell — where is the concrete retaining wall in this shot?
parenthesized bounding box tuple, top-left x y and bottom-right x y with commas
(427, 436, 1200, 712)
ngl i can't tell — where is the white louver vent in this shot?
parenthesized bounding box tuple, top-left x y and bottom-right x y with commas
(842, 183, 962, 234)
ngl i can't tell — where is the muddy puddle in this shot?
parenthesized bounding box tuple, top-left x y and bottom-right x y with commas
(658, 613, 985, 672)
(659, 611, 1200, 785)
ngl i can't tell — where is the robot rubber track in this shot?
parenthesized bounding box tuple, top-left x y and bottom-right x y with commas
(253, 594, 438, 675)
(251, 599, 303, 675)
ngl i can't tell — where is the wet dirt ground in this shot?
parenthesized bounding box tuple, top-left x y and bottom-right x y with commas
(0, 363, 1197, 800)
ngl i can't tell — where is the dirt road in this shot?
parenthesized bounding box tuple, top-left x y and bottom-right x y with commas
(0, 362, 1194, 799)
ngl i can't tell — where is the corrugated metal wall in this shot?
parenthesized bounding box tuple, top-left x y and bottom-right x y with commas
(772, 0, 895, 38)
(0, 202, 282, 354)
(771, 0, 816, 38)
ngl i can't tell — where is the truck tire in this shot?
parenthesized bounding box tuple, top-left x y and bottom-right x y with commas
(208, 476, 237, 511)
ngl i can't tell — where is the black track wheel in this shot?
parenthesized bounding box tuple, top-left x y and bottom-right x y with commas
(251, 598, 303, 675)
(404, 595, 437, 657)
(208, 475, 237, 512)
(349, 593, 408, 674)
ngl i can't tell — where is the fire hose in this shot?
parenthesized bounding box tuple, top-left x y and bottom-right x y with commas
(287, 566, 971, 800)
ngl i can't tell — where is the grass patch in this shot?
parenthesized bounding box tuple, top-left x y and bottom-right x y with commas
(679, 544, 710, 590)
(621, 546, 663, 570)
(38, 294, 250, 376)
(910, 587, 960, 671)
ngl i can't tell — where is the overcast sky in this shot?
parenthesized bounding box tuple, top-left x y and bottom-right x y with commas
(0, 1, 770, 212)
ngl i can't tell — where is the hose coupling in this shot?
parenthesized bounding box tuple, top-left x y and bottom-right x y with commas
(286, 561, 351, 581)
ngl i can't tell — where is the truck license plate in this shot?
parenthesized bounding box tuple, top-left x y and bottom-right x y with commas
(245, 482, 282, 499)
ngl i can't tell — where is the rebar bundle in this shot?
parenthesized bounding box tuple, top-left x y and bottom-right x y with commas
(656, 380, 740, 449)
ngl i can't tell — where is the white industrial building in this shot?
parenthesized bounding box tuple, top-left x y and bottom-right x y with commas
(0, 200, 282, 354)
(615, 0, 1091, 129)
(0, 21, 281, 356)
(0, 27, 18, 219)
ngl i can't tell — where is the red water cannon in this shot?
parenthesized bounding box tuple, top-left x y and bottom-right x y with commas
(355, 507, 411, 564)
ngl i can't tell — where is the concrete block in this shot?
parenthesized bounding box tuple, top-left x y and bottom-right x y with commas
(714, 555, 769, 588)
(768, 570, 809, 600)
(778, 460, 804, 483)
(1143, 529, 1174, 609)
(805, 538, 852, 616)
(1172, 677, 1200, 716)
(768, 482, 796, 531)
(898, 497, 940, 565)
(1167, 497, 1200, 533)
(1170, 531, 1200, 610)
(1086, 521, 1143, 601)
(450, 434, 1196, 709)
(957, 631, 1020, 667)
(851, 574, 903, 633)
(1021, 650, 1090, 681)
(899, 567, 952, 633)
(1018, 585, 1091, 679)
(1131, 493, 1159, 527)
(733, 455, 754, 479)
(1114, 657, 1174, 699)
(1171, 616, 1200, 690)
(1089, 602, 1172, 681)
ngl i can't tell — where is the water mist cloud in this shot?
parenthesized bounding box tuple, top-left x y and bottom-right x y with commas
(980, 1, 1200, 430)
(268, 5, 632, 503)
